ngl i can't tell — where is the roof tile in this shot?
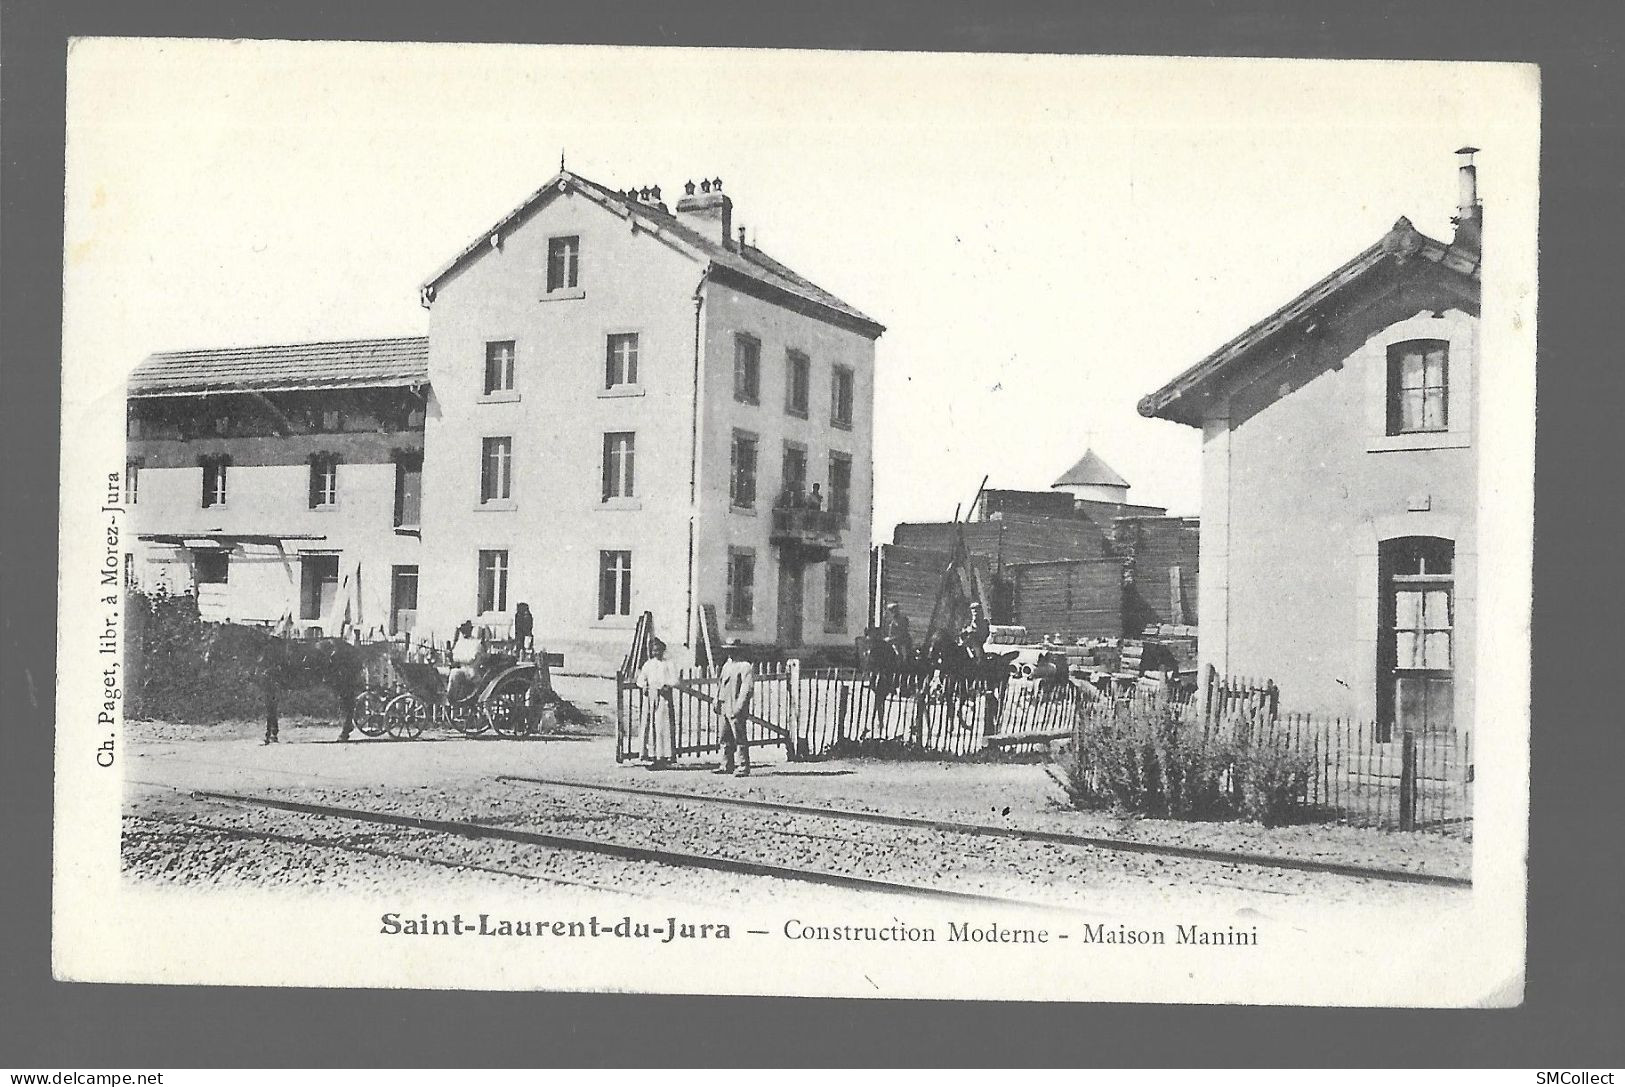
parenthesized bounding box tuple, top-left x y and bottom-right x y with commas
(129, 336, 428, 396)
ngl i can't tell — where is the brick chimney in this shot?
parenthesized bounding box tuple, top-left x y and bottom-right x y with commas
(675, 177, 732, 249)
(1452, 146, 1482, 255)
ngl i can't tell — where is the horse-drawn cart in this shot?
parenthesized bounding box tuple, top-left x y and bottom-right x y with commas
(354, 644, 554, 740)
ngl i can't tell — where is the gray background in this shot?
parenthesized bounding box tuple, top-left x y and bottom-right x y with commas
(4, 0, 1622, 1067)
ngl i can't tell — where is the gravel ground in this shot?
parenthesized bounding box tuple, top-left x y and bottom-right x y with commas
(123, 716, 1470, 908)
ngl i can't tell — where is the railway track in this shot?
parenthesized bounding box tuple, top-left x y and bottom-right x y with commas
(496, 775, 1472, 889)
(187, 788, 1066, 910)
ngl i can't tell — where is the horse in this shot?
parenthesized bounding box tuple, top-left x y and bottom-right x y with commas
(199, 623, 386, 743)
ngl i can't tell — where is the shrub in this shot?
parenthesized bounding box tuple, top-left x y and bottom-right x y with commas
(125, 587, 333, 723)
(1046, 700, 1313, 827)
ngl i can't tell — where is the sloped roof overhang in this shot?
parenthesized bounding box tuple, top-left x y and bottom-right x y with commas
(1137, 219, 1481, 428)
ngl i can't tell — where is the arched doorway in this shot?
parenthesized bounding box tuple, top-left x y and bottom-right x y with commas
(1377, 536, 1454, 742)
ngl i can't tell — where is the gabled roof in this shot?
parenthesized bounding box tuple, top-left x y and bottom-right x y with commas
(420, 170, 884, 338)
(1138, 217, 1481, 427)
(1053, 449, 1129, 489)
(129, 336, 428, 397)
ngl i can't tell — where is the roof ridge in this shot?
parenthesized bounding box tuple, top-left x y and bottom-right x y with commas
(146, 333, 427, 359)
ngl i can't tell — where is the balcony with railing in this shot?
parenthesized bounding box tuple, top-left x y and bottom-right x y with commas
(769, 498, 843, 559)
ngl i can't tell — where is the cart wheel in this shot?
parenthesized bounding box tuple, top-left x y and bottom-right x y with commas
(484, 679, 542, 739)
(355, 688, 391, 737)
(453, 699, 491, 736)
(384, 692, 427, 740)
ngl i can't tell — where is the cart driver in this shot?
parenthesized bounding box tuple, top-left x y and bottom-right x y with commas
(447, 620, 485, 703)
(883, 602, 914, 664)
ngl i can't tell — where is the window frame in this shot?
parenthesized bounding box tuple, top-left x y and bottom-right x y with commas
(124, 459, 142, 506)
(602, 431, 637, 501)
(393, 452, 424, 529)
(1386, 339, 1450, 436)
(733, 333, 761, 405)
(479, 436, 514, 504)
(308, 455, 340, 510)
(484, 339, 517, 395)
(726, 547, 756, 629)
(831, 364, 855, 430)
(785, 349, 811, 418)
(598, 549, 634, 619)
(200, 456, 230, 509)
(477, 549, 510, 615)
(827, 451, 853, 522)
(605, 332, 640, 389)
(546, 235, 580, 292)
(779, 440, 808, 507)
(730, 429, 759, 510)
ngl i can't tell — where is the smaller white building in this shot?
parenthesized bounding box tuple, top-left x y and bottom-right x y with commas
(125, 337, 429, 639)
(1050, 448, 1131, 506)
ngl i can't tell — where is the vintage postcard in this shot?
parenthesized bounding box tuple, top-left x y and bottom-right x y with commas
(54, 39, 1537, 1003)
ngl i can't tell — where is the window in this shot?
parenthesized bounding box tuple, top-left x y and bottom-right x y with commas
(321, 407, 344, 432)
(1387, 340, 1449, 435)
(546, 235, 579, 291)
(598, 550, 633, 618)
(194, 551, 229, 585)
(730, 431, 758, 509)
(394, 453, 423, 527)
(606, 333, 639, 388)
(126, 406, 142, 440)
(480, 437, 513, 503)
(828, 452, 853, 520)
(602, 432, 636, 500)
(733, 334, 761, 404)
(785, 350, 810, 417)
(299, 555, 340, 621)
(200, 456, 230, 508)
(825, 559, 850, 632)
(478, 550, 509, 614)
(726, 548, 756, 628)
(124, 460, 141, 506)
(309, 455, 339, 509)
(831, 365, 855, 429)
(484, 340, 516, 394)
(779, 443, 807, 506)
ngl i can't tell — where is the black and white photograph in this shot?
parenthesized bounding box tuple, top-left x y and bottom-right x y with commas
(53, 39, 1536, 1003)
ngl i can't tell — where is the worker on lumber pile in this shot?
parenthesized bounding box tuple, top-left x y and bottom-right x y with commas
(635, 637, 679, 768)
(959, 601, 991, 661)
(883, 602, 914, 665)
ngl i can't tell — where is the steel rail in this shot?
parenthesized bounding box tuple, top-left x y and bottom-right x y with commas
(496, 775, 1472, 889)
(190, 789, 1060, 909)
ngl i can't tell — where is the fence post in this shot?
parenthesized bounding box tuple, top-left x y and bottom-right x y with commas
(786, 658, 803, 761)
(835, 684, 850, 745)
(1201, 663, 1216, 728)
(1398, 729, 1417, 830)
(614, 679, 625, 763)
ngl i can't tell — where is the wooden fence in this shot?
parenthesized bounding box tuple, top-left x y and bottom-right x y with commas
(616, 667, 1473, 833)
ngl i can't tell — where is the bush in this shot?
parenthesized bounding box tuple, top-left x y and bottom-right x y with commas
(125, 587, 333, 723)
(1046, 700, 1312, 827)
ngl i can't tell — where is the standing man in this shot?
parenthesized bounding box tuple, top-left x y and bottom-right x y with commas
(512, 601, 534, 658)
(883, 601, 914, 665)
(635, 637, 679, 768)
(712, 640, 756, 777)
(959, 600, 991, 661)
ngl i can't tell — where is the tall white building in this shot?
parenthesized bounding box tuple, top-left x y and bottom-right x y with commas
(126, 170, 884, 671)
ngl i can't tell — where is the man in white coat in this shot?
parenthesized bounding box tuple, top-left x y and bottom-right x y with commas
(635, 637, 679, 767)
(713, 641, 756, 776)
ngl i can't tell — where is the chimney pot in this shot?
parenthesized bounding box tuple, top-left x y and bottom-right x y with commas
(684, 179, 696, 196)
(1452, 146, 1482, 251)
(738, 225, 747, 249)
(712, 177, 723, 191)
(651, 184, 661, 201)
(700, 179, 711, 193)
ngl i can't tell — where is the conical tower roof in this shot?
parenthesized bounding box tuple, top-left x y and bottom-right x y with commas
(1052, 449, 1129, 489)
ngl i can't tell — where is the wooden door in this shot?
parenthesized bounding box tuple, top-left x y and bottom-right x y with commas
(777, 559, 804, 646)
